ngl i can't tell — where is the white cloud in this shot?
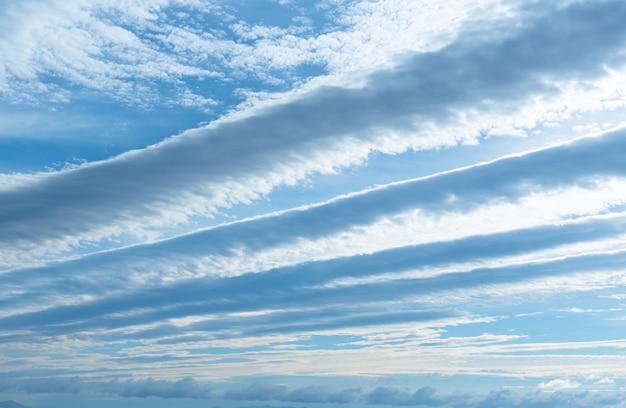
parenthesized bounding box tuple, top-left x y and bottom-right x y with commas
(0, 0, 216, 105)
(4, 1, 626, 403)
(0, 0, 493, 107)
(538, 378, 581, 390)
(3, 0, 626, 268)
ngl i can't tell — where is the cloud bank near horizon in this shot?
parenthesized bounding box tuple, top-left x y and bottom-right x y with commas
(0, 376, 623, 408)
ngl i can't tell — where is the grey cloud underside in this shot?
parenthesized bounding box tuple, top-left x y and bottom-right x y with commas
(4, 121, 626, 281)
(0, 377, 623, 408)
(2, 241, 624, 343)
(2, 126, 626, 310)
(2, 0, 626, 249)
(3, 128, 626, 341)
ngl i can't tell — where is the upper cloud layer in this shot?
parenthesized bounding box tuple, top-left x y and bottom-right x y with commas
(0, 0, 486, 105)
(3, 0, 626, 267)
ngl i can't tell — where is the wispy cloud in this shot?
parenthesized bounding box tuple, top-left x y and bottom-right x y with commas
(0, 0, 489, 106)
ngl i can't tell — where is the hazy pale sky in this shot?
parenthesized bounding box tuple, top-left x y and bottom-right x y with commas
(2, 1, 626, 407)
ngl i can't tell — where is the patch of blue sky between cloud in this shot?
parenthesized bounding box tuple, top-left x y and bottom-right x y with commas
(0, 0, 477, 170)
(0, 0, 315, 170)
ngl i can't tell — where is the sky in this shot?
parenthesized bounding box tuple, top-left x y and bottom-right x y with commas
(2, 0, 626, 407)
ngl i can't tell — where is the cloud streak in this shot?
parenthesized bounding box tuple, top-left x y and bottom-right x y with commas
(3, 126, 626, 309)
(3, 0, 626, 265)
(1, 210, 625, 342)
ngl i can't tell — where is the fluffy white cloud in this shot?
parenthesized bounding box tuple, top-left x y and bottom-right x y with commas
(538, 378, 581, 390)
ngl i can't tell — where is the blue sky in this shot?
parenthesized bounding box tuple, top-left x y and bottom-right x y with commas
(2, 0, 626, 407)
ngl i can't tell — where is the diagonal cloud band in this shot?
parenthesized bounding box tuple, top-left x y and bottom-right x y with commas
(2, 0, 626, 259)
(3, 124, 626, 298)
